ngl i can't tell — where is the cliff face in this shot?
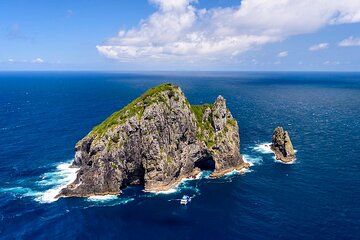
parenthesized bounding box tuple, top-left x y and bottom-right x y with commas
(59, 83, 246, 197)
(270, 127, 296, 163)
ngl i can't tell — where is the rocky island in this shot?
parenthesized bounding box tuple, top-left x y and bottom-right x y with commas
(58, 83, 248, 198)
(270, 127, 296, 163)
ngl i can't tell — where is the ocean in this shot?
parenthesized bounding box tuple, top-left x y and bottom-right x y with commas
(0, 72, 359, 239)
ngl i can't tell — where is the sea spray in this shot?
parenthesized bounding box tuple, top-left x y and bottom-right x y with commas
(87, 195, 119, 202)
(243, 154, 263, 166)
(252, 142, 297, 164)
(274, 157, 297, 165)
(36, 161, 78, 203)
(253, 143, 273, 154)
(147, 170, 212, 196)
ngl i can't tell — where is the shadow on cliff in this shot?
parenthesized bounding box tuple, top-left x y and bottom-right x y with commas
(194, 156, 215, 171)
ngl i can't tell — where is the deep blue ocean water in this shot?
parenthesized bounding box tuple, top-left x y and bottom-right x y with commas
(0, 72, 359, 239)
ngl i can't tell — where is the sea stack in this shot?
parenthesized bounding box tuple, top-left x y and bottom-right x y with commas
(58, 83, 248, 198)
(270, 127, 296, 163)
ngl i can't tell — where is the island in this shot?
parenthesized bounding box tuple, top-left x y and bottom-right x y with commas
(270, 127, 296, 163)
(58, 83, 249, 198)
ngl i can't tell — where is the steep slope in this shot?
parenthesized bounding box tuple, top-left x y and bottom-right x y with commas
(58, 83, 247, 197)
(271, 127, 296, 163)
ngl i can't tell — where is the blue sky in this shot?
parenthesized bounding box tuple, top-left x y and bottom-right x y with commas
(1, 0, 359, 71)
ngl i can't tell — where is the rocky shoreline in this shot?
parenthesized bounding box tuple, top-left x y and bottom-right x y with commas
(270, 127, 296, 163)
(58, 83, 246, 198)
(59, 162, 251, 199)
(209, 162, 250, 178)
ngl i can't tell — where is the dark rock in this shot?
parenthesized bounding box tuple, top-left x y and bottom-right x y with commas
(270, 127, 296, 163)
(57, 83, 248, 198)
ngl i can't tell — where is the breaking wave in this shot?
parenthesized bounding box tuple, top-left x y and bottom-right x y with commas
(243, 154, 263, 166)
(252, 142, 273, 154)
(35, 161, 79, 203)
(252, 142, 297, 164)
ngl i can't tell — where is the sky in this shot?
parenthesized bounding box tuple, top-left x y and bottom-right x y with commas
(0, 0, 360, 71)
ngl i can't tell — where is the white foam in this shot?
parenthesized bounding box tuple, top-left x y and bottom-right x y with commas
(224, 167, 253, 177)
(274, 156, 296, 165)
(196, 170, 212, 179)
(148, 188, 178, 195)
(253, 143, 273, 154)
(87, 195, 118, 202)
(83, 197, 135, 208)
(224, 170, 242, 177)
(146, 171, 207, 195)
(243, 154, 263, 166)
(253, 142, 298, 158)
(35, 161, 79, 203)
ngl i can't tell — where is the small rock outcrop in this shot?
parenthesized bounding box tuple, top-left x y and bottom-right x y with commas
(58, 83, 247, 198)
(270, 127, 296, 163)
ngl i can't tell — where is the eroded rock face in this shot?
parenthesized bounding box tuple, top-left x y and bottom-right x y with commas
(58, 83, 246, 198)
(270, 127, 296, 163)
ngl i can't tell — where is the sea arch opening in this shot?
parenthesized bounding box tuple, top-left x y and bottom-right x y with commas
(194, 154, 215, 171)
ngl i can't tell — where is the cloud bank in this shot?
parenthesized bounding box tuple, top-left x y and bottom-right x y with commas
(97, 0, 360, 63)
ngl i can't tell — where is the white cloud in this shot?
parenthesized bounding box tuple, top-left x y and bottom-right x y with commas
(7, 58, 28, 63)
(338, 36, 360, 46)
(149, 0, 196, 11)
(97, 0, 360, 63)
(309, 42, 329, 51)
(277, 51, 288, 57)
(7, 57, 48, 64)
(32, 58, 44, 64)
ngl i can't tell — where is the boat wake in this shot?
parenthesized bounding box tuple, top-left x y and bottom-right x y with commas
(85, 195, 135, 207)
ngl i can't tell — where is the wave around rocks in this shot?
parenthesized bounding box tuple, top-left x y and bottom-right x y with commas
(243, 154, 263, 167)
(36, 161, 79, 203)
(253, 142, 273, 154)
(34, 161, 136, 205)
(1, 143, 292, 205)
(252, 142, 297, 164)
(0, 161, 78, 203)
(28, 151, 261, 203)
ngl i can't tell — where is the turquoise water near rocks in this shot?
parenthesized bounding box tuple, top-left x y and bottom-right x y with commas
(0, 72, 359, 239)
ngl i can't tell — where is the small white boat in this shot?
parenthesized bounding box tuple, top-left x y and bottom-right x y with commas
(180, 195, 191, 205)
